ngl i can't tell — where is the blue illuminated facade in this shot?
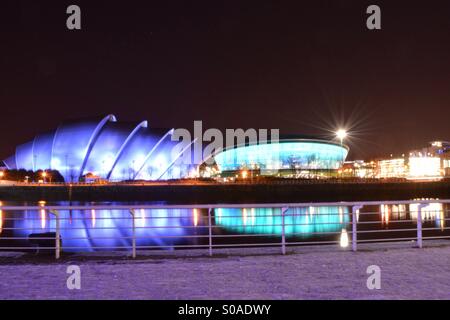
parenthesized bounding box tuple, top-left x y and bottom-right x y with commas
(4, 115, 195, 182)
(213, 139, 348, 175)
(216, 206, 349, 237)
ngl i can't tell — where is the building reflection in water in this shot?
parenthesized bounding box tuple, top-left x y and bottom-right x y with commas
(9, 207, 194, 251)
(216, 206, 350, 238)
(4, 202, 447, 252)
(380, 203, 446, 231)
(338, 206, 344, 224)
(138, 209, 146, 228)
(193, 208, 199, 227)
(91, 209, 96, 227)
(39, 201, 46, 230)
(0, 201, 3, 235)
(410, 203, 445, 231)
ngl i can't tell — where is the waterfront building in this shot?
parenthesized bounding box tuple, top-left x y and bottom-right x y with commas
(377, 158, 407, 179)
(3, 116, 349, 182)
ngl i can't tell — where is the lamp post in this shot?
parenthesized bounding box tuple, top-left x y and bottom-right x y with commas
(336, 129, 347, 146)
(336, 129, 347, 168)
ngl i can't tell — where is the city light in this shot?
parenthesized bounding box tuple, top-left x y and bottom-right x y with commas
(378, 158, 406, 178)
(335, 129, 347, 145)
(408, 157, 442, 180)
(41, 171, 47, 183)
(0, 171, 4, 179)
(39, 200, 46, 229)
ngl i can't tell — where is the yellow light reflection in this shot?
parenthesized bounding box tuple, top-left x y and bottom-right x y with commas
(0, 201, 3, 235)
(39, 201, 46, 229)
(193, 208, 199, 227)
(380, 204, 390, 225)
(384, 206, 389, 225)
(439, 209, 445, 231)
(40, 209, 46, 229)
(409, 203, 443, 226)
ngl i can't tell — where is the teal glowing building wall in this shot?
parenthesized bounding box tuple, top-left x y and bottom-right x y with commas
(213, 140, 348, 173)
(215, 206, 350, 237)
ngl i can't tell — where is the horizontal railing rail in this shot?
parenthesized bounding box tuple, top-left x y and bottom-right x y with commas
(0, 199, 449, 259)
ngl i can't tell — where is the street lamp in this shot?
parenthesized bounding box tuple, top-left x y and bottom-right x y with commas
(335, 129, 347, 146)
(335, 129, 348, 169)
(41, 171, 47, 183)
(0, 171, 4, 180)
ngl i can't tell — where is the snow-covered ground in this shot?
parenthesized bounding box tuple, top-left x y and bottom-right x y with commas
(1, 241, 449, 299)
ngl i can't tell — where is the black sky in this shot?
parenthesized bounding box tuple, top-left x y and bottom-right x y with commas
(1, 0, 450, 160)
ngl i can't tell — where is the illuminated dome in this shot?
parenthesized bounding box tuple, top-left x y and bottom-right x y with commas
(3, 115, 195, 182)
(211, 137, 348, 177)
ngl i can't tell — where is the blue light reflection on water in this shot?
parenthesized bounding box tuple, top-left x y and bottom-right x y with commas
(215, 206, 349, 237)
(0, 203, 351, 251)
(1, 202, 448, 252)
(3, 206, 196, 251)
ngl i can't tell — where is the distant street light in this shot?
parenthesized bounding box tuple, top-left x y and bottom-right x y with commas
(42, 171, 47, 183)
(0, 171, 4, 179)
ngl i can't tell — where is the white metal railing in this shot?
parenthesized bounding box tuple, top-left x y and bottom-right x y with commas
(0, 199, 450, 259)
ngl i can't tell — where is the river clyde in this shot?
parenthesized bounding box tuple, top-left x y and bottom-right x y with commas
(2, 179, 450, 203)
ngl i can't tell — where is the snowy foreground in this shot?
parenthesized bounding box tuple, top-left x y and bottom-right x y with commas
(1, 241, 450, 299)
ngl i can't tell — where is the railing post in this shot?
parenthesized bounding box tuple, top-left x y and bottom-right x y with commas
(129, 209, 136, 258)
(208, 208, 213, 256)
(281, 207, 288, 255)
(49, 210, 61, 260)
(416, 204, 425, 248)
(352, 205, 363, 252)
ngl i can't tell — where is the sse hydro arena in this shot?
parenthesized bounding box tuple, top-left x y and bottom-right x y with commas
(2, 115, 349, 182)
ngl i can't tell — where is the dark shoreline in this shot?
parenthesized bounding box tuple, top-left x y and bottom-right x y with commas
(1, 181, 450, 203)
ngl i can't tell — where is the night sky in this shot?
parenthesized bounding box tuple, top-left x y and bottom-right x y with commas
(1, 0, 450, 160)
